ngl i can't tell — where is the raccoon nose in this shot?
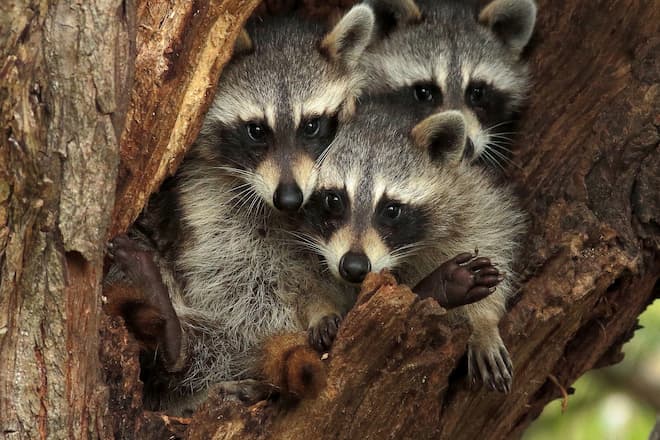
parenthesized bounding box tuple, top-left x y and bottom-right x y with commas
(339, 252, 371, 284)
(273, 182, 303, 212)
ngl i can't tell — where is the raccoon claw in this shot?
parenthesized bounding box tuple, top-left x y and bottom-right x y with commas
(107, 234, 183, 371)
(467, 342, 513, 394)
(413, 252, 504, 309)
(308, 314, 342, 353)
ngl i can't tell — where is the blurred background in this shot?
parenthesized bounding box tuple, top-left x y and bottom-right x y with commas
(524, 300, 660, 440)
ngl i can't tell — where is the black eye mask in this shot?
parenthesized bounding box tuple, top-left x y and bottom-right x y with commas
(303, 188, 349, 240)
(373, 197, 430, 251)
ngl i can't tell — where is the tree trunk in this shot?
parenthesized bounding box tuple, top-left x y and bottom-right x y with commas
(0, 0, 657, 439)
(0, 0, 258, 438)
(0, 1, 131, 438)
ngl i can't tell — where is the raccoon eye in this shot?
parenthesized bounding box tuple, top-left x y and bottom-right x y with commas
(381, 203, 402, 222)
(246, 123, 267, 142)
(467, 85, 487, 107)
(323, 192, 344, 217)
(302, 118, 321, 138)
(413, 85, 434, 102)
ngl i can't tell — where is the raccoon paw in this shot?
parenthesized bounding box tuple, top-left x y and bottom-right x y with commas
(467, 341, 513, 394)
(413, 251, 503, 309)
(213, 379, 277, 405)
(107, 235, 183, 371)
(308, 314, 342, 353)
(108, 234, 160, 286)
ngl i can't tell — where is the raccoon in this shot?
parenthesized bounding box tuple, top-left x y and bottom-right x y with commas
(106, 6, 375, 412)
(360, 0, 537, 169)
(197, 6, 375, 213)
(302, 100, 526, 392)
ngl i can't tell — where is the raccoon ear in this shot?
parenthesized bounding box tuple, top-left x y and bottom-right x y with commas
(479, 0, 537, 55)
(233, 28, 254, 57)
(320, 4, 375, 68)
(366, 0, 422, 38)
(412, 111, 467, 164)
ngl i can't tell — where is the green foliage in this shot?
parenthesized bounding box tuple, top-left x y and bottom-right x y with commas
(524, 300, 660, 440)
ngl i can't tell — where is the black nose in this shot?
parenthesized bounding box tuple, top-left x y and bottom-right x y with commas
(273, 182, 303, 212)
(339, 252, 371, 284)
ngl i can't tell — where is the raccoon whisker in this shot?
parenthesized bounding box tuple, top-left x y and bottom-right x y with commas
(486, 144, 523, 170)
(481, 149, 507, 172)
(284, 231, 331, 258)
(246, 193, 264, 222)
(284, 230, 322, 247)
(314, 137, 339, 170)
(484, 120, 516, 132)
(389, 244, 427, 262)
(213, 165, 271, 203)
(213, 166, 258, 180)
(487, 142, 515, 159)
(487, 134, 515, 143)
(487, 142, 513, 154)
(228, 191, 255, 213)
(234, 190, 261, 217)
(488, 131, 518, 137)
(231, 186, 258, 209)
(226, 184, 255, 202)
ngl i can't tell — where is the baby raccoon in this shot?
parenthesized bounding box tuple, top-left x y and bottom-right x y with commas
(197, 6, 375, 213)
(361, 0, 537, 169)
(302, 101, 526, 392)
(106, 6, 375, 412)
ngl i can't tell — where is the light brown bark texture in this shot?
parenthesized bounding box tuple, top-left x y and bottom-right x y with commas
(0, 0, 132, 438)
(109, 0, 262, 237)
(0, 0, 258, 438)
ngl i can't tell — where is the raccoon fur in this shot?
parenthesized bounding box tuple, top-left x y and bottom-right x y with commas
(360, 0, 537, 169)
(106, 6, 375, 412)
(198, 6, 375, 213)
(302, 98, 526, 392)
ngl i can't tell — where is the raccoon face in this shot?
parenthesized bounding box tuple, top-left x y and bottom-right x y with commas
(363, 0, 537, 169)
(303, 109, 467, 284)
(194, 6, 375, 213)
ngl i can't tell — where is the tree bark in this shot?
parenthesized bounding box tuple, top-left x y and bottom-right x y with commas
(1, 0, 657, 439)
(1, 0, 132, 438)
(0, 0, 258, 438)
(109, 0, 261, 237)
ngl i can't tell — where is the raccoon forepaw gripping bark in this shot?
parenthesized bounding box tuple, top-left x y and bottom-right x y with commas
(467, 336, 513, 394)
(413, 251, 503, 309)
(308, 313, 342, 353)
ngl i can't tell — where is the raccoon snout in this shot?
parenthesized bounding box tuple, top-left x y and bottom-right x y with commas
(339, 252, 371, 284)
(273, 182, 303, 212)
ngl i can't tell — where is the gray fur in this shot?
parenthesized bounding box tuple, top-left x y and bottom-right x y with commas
(361, 0, 536, 167)
(304, 100, 526, 390)
(106, 11, 370, 412)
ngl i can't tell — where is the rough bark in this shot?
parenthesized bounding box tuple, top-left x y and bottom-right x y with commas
(0, 0, 258, 438)
(0, 1, 132, 438)
(109, 0, 261, 237)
